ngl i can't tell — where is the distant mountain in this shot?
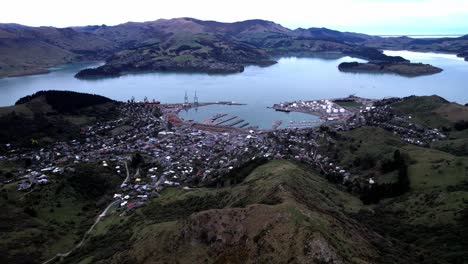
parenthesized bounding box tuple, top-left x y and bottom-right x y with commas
(363, 34, 468, 59)
(294, 27, 377, 43)
(1, 18, 466, 78)
(0, 24, 116, 77)
(73, 18, 406, 77)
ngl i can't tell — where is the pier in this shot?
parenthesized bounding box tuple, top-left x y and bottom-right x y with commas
(272, 120, 282, 130)
(215, 116, 237, 125)
(202, 113, 227, 124)
(225, 119, 245, 127)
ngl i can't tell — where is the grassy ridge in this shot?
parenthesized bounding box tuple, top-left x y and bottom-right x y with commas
(62, 160, 420, 264)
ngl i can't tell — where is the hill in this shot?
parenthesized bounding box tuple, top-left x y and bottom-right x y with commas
(74, 18, 408, 77)
(1, 18, 420, 78)
(0, 161, 122, 264)
(363, 35, 468, 61)
(0, 24, 116, 77)
(0, 90, 119, 149)
(1, 93, 468, 263)
(61, 160, 417, 264)
(317, 96, 468, 263)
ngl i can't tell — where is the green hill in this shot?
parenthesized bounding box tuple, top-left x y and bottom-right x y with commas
(0, 162, 121, 264)
(62, 160, 417, 264)
(0, 90, 119, 149)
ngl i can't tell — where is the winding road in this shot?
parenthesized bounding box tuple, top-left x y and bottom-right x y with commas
(42, 161, 130, 264)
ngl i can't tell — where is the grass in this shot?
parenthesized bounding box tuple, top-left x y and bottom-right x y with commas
(402, 145, 468, 190)
(0, 104, 33, 117)
(320, 127, 404, 178)
(65, 160, 401, 264)
(434, 103, 468, 123)
(0, 162, 120, 263)
(334, 119, 468, 263)
(391, 96, 468, 131)
(334, 101, 363, 108)
(64, 116, 94, 126)
(432, 138, 468, 156)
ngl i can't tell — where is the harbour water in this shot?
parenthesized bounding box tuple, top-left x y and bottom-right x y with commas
(1, 51, 467, 128)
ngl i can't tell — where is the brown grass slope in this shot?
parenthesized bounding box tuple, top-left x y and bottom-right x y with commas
(65, 160, 415, 264)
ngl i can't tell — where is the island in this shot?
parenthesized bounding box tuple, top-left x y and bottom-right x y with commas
(338, 61, 443, 77)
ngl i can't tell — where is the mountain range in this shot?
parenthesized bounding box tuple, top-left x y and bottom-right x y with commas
(1, 18, 467, 77)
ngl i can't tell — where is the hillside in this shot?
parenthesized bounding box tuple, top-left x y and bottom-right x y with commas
(363, 35, 468, 61)
(0, 90, 119, 149)
(317, 96, 468, 263)
(1, 93, 468, 263)
(0, 161, 122, 264)
(0, 24, 116, 77)
(61, 160, 416, 264)
(74, 18, 408, 77)
(1, 18, 421, 78)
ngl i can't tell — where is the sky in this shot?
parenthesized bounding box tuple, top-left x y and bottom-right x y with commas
(1, 0, 467, 35)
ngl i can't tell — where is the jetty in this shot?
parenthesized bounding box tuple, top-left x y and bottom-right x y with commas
(272, 120, 282, 130)
(215, 116, 237, 125)
(225, 119, 245, 127)
(202, 113, 227, 124)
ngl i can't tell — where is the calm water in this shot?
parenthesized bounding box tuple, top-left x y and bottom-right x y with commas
(1, 51, 467, 128)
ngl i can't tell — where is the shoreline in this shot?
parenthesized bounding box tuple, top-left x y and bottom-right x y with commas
(2, 49, 463, 80)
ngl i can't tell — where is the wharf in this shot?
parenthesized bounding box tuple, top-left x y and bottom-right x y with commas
(215, 116, 237, 125)
(225, 119, 245, 127)
(202, 113, 227, 124)
(272, 120, 282, 130)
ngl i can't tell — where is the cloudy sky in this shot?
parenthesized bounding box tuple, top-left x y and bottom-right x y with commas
(1, 0, 467, 34)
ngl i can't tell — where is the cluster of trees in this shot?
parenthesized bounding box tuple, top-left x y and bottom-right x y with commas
(66, 163, 119, 199)
(454, 120, 468, 131)
(360, 150, 410, 204)
(15, 90, 114, 114)
(0, 112, 80, 148)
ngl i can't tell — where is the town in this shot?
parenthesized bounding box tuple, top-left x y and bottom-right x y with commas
(2, 95, 447, 216)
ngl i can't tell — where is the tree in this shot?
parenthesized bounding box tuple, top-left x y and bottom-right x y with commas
(394, 150, 410, 194)
(130, 153, 144, 168)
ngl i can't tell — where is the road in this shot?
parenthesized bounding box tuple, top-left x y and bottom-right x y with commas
(42, 161, 130, 264)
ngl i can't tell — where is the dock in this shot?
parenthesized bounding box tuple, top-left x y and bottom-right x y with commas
(202, 113, 227, 124)
(272, 120, 282, 130)
(215, 116, 237, 125)
(225, 119, 245, 127)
